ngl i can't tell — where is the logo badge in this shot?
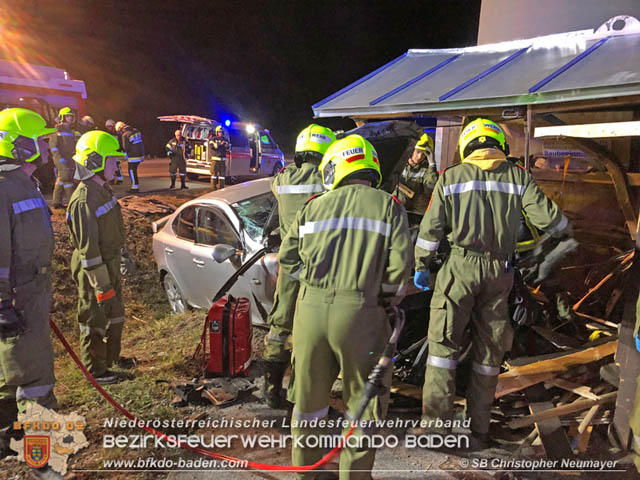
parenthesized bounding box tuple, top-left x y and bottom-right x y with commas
(24, 436, 50, 468)
(211, 320, 220, 333)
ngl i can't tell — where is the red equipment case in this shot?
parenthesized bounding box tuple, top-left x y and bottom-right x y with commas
(203, 295, 252, 377)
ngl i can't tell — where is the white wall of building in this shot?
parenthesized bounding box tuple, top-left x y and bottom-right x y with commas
(478, 0, 640, 44)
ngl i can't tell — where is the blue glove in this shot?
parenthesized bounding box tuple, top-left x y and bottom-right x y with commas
(414, 271, 430, 291)
(635, 334, 640, 353)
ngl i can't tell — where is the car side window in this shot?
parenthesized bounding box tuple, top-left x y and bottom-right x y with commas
(196, 208, 241, 248)
(228, 129, 249, 148)
(173, 206, 196, 241)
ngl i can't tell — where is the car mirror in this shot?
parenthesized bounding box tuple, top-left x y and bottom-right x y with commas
(212, 244, 239, 263)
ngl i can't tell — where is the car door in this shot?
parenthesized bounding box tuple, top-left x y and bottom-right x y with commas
(258, 130, 282, 174)
(164, 205, 200, 307)
(227, 128, 251, 176)
(188, 206, 245, 308)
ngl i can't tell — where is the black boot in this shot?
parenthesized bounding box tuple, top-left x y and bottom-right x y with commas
(0, 398, 20, 460)
(262, 361, 286, 408)
(180, 176, 188, 189)
(169, 176, 176, 189)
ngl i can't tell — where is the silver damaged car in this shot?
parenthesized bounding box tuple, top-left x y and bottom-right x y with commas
(152, 178, 279, 325)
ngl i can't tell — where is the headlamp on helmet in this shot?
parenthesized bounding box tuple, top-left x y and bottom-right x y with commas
(458, 118, 509, 161)
(319, 134, 381, 190)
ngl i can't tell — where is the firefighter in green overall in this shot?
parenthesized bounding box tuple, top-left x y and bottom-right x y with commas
(394, 133, 438, 213)
(51, 107, 80, 209)
(278, 134, 412, 478)
(0, 109, 58, 470)
(67, 130, 128, 385)
(261, 124, 336, 408)
(414, 118, 573, 449)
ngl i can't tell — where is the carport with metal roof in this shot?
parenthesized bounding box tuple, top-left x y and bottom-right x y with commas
(313, 15, 640, 238)
(313, 15, 640, 453)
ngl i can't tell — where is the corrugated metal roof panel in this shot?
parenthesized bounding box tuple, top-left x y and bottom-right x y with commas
(313, 17, 640, 118)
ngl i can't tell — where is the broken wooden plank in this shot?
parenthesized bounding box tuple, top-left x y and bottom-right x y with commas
(509, 391, 617, 429)
(572, 250, 634, 311)
(500, 340, 618, 378)
(548, 378, 599, 401)
(605, 288, 624, 318)
(496, 372, 556, 399)
(574, 311, 619, 329)
(611, 217, 640, 451)
(525, 384, 573, 460)
(577, 405, 601, 454)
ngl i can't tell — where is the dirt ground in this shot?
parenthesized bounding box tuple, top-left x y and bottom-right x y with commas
(1, 188, 638, 480)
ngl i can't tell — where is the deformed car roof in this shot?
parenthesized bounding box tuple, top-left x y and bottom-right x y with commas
(187, 178, 272, 206)
(312, 15, 640, 118)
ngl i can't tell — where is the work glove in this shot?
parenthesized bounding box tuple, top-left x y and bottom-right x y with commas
(636, 334, 640, 353)
(120, 247, 135, 278)
(534, 237, 579, 284)
(413, 270, 431, 291)
(0, 303, 26, 339)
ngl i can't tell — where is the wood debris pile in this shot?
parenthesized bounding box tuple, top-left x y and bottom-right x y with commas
(118, 195, 175, 217)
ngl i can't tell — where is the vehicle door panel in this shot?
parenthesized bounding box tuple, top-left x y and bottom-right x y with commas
(165, 206, 200, 308)
(189, 206, 245, 307)
(258, 131, 279, 172)
(227, 129, 251, 176)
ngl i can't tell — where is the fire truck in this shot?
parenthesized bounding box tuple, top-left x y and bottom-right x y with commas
(0, 59, 87, 189)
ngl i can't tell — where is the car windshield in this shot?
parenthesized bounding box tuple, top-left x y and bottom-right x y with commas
(232, 192, 276, 241)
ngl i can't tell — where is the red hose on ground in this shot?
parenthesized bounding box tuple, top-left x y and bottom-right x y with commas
(50, 320, 353, 472)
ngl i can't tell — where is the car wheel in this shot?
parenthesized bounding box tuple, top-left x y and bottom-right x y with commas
(271, 162, 283, 176)
(163, 273, 186, 314)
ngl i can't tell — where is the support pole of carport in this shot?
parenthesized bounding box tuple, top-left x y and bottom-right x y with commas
(525, 105, 533, 171)
(612, 216, 640, 451)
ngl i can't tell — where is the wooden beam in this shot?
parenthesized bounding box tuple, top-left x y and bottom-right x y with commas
(572, 251, 634, 311)
(509, 392, 617, 429)
(525, 384, 573, 460)
(611, 216, 640, 450)
(549, 378, 599, 400)
(532, 170, 640, 187)
(535, 113, 638, 236)
(496, 372, 556, 399)
(500, 340, 618, 378)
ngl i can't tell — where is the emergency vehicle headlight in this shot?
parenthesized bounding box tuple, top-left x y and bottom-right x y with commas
(246, 124, 255, 134)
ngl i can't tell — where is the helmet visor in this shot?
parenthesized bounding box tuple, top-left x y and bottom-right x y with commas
(12, 134, 40, 162)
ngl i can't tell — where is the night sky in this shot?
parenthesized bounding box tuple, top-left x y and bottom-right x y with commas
(8, 0, 481, 155)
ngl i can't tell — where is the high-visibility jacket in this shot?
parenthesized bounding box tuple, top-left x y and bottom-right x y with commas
(271, 162, 324, 239)
(120, 126, 144, 162)
(0, 169, 53, 303)
(416, 148, 569, 271)
(396, 161, 438, 212)
(207, 135, 229, 160)
(66, 179, 125, 292)
(50, 123, 80, 166)
(166, 137, 188, 162)
(278, 183, 413, 299)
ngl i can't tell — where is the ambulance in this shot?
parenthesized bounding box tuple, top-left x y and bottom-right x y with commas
(158, 115, 285, 183)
